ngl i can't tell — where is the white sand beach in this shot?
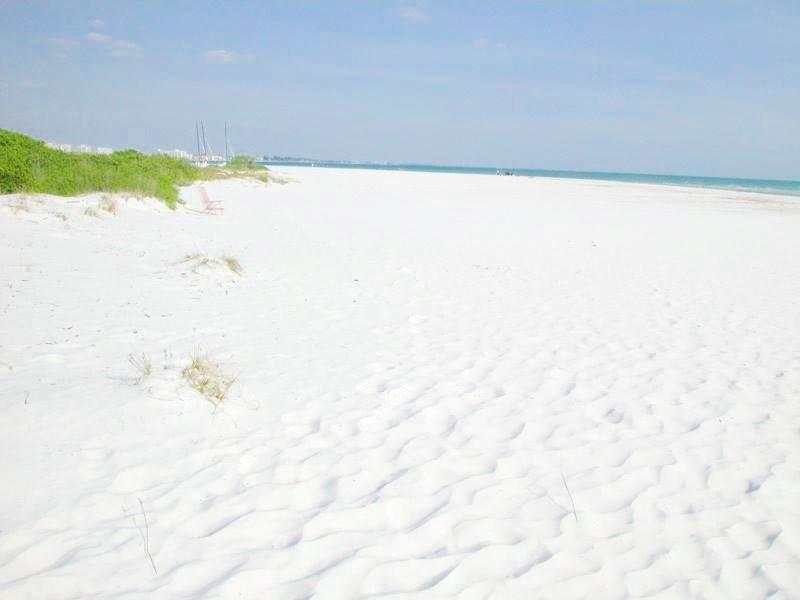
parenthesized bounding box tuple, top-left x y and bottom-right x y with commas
(1, 168, 800, 598)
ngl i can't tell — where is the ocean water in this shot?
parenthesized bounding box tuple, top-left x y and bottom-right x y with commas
(261, 160, 800, 198)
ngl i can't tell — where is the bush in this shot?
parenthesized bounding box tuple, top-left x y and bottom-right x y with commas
(226, 155, 257, 169)
(0, 129, 200, 208)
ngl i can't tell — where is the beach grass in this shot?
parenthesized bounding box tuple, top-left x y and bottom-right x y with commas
(182, 351, 235, 407)
(0, 129, 275, 208)
(200, 164, 271, 184)
(183, 252, 244, 275)
(128, 353, 153, 384)
(221, 255, 243, 275)
(98, 194, 118, 214)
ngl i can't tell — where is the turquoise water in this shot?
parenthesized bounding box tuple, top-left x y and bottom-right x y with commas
(261, 160, 800, 198)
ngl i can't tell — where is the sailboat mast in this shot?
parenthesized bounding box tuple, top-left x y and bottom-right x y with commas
(200, 120, 213, 159)
(195, 121, 201, 159)
(224, 122, 229, 163)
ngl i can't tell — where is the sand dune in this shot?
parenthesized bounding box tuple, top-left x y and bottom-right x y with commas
(1, 168, 799, 598)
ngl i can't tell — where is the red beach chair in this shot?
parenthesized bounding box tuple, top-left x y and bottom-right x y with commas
(199, 185, 223, 214)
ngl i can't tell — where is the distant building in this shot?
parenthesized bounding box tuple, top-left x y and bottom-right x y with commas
(44, 141, 113, 154)
(48, 143, 73, 152)
(157, 148, 193, 161)
(190, 153, 224, 163)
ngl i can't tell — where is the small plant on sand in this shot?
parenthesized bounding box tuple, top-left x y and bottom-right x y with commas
(268, 173, 293, 185)
(222, 255, 243, 275)
(162, 349, 174, 370)
(183, 252, 214, 271)
(84, 206, 99, 217)
(55, 212, 68, 221)
(199, 156, 272, 184)
(98, 194, 117, 214)
(182, 351, 234, 407)
(183, 252, 243, 276)
(128, 353, 152, 384)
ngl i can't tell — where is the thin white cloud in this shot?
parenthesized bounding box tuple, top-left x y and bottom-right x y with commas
(87, 32, 112, 43)
(85, 31, 142, 59)
(110, 40, 143, 60)
(89, 19, 106, 28)
(204, 49, 252, 64)
(397, 1, 430, 21)
(43, 36, 79, 48)
(475, 38, 508, 50)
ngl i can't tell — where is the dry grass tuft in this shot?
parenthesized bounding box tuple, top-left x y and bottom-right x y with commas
(84, 206, 99, 217)
(98, 194, 118, 214)
(200, 166, 272, 184)
(128, 353, 152, 383)
(183, 252, 243, 276)
(55, 212, 68, 221)
(182, 351, 234, 407)
(222, 255, 243, 275)
(269, 174, 293, 185)
(183, 253, 212, 270)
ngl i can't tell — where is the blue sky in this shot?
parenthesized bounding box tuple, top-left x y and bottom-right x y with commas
(1, 1, 799, 178)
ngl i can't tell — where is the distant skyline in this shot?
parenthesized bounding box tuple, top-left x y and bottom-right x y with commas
(1, 1, 799, 179)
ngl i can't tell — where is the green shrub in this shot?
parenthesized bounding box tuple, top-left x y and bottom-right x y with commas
(226, 155, 257, 169)
(0, 128, 200, 208)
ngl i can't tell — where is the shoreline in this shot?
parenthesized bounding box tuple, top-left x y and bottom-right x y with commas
(272, 165, 800, 211)
(261, 161, 800, 199)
